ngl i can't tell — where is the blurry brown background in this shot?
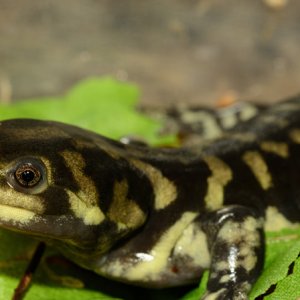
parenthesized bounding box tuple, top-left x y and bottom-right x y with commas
(0, 0, 299, 107)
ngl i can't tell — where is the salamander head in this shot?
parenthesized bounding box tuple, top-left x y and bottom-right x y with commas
(0, 119, 148, 257)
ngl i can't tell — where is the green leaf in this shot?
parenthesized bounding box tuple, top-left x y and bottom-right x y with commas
(250, 228, 300, 300)
(268, 257, 300, 300)
(179, 272, 208, 300)
(0, 77, 170, 144)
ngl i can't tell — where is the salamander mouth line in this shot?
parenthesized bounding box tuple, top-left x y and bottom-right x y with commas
(0, 203, 36, 215)
(0, 204, 74, 242)
(0, 203, 37, 226)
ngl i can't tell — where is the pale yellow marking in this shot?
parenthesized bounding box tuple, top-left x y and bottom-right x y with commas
(61, 150, 105, 225)
(289, 129, 300, 144)
(39, 157, 53, 187)
(66, 190, 105, 225)
(125, 211, 197, 279)
(202, 289, 226, 300)
(0, 204, 36, 224)
(181, 110, 222, 139)
(131, 160, 177, 210)
(219, 217, 261, 245)
(239, 103, 259, 121)
(106, 212, 197, 280)
(107, 179, 146, 229)
(261, 115, 289, 128)
(265, 206, 300, 231)
(173, 223, 211, 268)
(215, 261, 229, 272)
(242, 253, 258, 272)
(222, 132, 256, 143)
(218, 217, 262, 272)
(230, 132, 256, 142)
(0, 187, 45, 215)
(61, 151, 99, 206)
(221, 113, 237, 129)
(242, 151, 273, 190)
(219, 274, 231, 283)
(260, 141, 289, 158)
(203, 156, 232, 210)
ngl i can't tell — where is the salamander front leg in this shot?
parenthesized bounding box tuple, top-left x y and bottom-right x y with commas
(201, 206, 265, 300)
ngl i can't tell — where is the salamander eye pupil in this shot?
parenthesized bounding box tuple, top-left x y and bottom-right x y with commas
(21, 170, 35, 183)
(14, 165, 41, 187)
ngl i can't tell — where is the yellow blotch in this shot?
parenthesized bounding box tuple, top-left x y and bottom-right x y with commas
(125, 212, 197, 280)
(61, 150, 105, 225)
(40, 157, 53, 185)
(173, 223, 211, 268)
(242, 151, 273, 190)
(61, 150, 99, 206)
(0, 188, 44, 215)
(239, 103, 259, 121)
(181, 110, 222, 139)
(67, 190, 105, 225)
(218, 217, 261, 272)
(203, 156, 233, 210)
(289, 129, 300, 144)
(265, 206, 300, 231)
(201, 288, 227, 300)
(131, 160, 177, 210)
(260, 141, 289, 158)
(0, 204, 36, 225)
(107, 179, 146, 229)
(230, 133, 256, 142)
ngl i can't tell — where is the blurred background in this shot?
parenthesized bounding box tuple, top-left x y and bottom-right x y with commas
(0, 0, 299, 108)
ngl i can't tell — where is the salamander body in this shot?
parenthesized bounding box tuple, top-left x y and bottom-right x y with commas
(0, 97, 299, 299)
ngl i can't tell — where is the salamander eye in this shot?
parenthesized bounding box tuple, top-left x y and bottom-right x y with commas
(15, 164, 41, 187)
(6, 157, 48, 194)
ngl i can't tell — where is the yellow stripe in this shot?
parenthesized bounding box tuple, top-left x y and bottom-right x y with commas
(0, 204, 36, 225)
(203, 156, 232, 210)
(289, 129, 300, 144)
(66, 190, 105, 225)
(61, 150, 105, 225)
(242, 151, 272, 190)
(264, 206, 300, 231)
(131, 160, 177, 210)
(124, 212, 197, 280)
(260, 141, 289, 158)
(107, 179, 146, 229)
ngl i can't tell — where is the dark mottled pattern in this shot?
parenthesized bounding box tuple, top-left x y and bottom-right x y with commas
(0, 96, 299, 296)
(204, 207, 264, 299)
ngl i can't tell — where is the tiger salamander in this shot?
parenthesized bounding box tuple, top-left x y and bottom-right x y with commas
(0, 97, 300, 300)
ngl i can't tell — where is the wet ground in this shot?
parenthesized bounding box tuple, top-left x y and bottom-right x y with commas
(0, 0, 300, 107)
